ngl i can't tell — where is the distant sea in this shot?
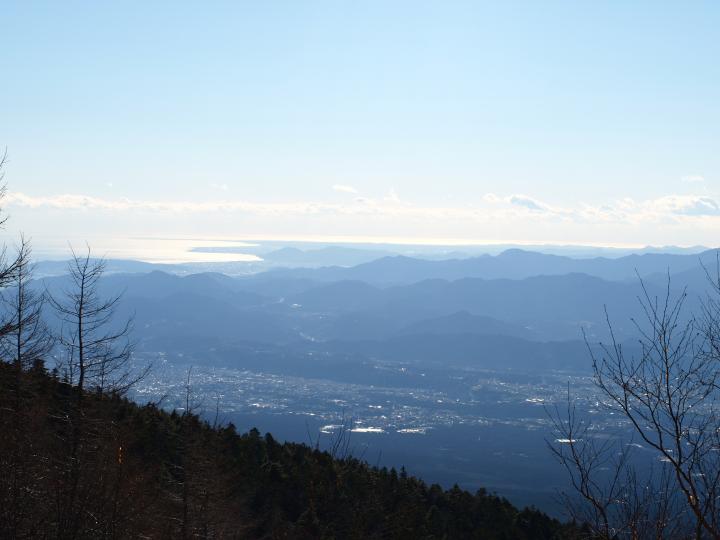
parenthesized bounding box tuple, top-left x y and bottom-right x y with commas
(10, 235, 262, 264)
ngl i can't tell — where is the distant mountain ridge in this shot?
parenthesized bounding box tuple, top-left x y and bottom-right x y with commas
(37, 267, 696, 349)
(32, 248, 717, 375)
(34, 245, 717, 282)
(398, 311, 539, 340)
(260, 248, 718, 285)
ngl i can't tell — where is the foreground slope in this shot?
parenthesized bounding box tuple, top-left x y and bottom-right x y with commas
(0, 362, 580, 538)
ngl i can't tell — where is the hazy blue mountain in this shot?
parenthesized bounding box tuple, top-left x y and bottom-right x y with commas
(41, 270, 269, 306)
(645, 262, 720, 294)
(303, 310, 541, 342)
(118, 293, 294, 346)
(262, 246, 394, 267)
(35, 258, 163, 278)
(398, 311, 539, 340)
(35, 268, 694, 346)
(113, 271, 269, 304)
(243, 241, 710, 260)
(33, 258, 704, 362)
(37, 272, 294, 347)
(34, 258, 272, 278)
(282, 273, 688, 341)
(288, 280, 385, 312)
(260, 249, 717, 285)
(35, 247, 717, 284)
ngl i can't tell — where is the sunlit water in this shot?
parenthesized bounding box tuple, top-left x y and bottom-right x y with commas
(7, 235, 262, 264)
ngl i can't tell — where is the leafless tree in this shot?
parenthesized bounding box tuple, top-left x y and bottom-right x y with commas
(551, 267, 720, 539)
(0, 151, 23, 338)
(549, 384, 684, 539)
(0, 149, 7, 229)
(45, 246, 148, 536)
(48, 245, 143, 398)
(0, 152, 56, 536)
(328, 410, 356, 460)
(0, 237, 53, 371)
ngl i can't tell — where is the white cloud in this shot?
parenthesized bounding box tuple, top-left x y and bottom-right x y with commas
(384, 188, 400, 203)
(641, 195, 720, 217)
(210, 183, 229, 191)
(681, 175, 705, 183)
(6, 191, 720, 232)
(5, 189, 720, 250)
(508, 194, 547, 212)
(484, 193, 563, 216)
(3, 191, 448, 218)
(332, 184, 359, 194)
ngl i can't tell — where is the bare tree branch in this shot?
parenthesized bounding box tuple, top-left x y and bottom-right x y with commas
(47, 245, 148, 399)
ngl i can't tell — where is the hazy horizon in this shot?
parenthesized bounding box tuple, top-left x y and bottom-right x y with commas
(6, 232, 712, 265)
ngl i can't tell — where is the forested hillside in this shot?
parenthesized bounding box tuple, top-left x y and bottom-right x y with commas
(0, 360, 581, 539)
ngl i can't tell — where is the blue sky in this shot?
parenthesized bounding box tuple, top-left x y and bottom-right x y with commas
(1, 1, 719, 250)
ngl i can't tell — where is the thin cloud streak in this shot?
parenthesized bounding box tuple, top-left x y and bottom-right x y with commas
(6, 191, 720, 225)
(332, 184, 359, 194)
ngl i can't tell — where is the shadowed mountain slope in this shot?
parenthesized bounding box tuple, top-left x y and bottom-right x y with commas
(0, 361, 582, 538)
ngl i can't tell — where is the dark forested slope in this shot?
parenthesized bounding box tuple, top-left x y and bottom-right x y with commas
(0, 361, 581, 539)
